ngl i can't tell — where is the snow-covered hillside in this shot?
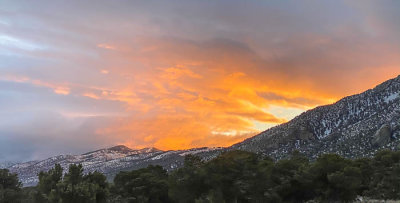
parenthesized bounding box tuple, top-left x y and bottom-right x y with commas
(5, 75, 400, 187)
(6, 145, 222, 186)
(232, 75, 400, 159)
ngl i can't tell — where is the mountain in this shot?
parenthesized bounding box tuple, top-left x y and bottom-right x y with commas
(7, 145, 222, 186)
(231, 75, 400, 159)
(5, 75, 400, 186)
(0, 161, 18, 169)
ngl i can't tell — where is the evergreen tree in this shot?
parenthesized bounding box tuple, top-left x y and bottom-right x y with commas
(113, 165, 170, 203)
(0, 169, 22, 203)
(307, 154, 361, 202)
(34, 164, 109, 203)
(7, 148, 400, 202)
(168, 155, 207, 202)
(201, 150, 264, 202)
(35, 163, 63, 202)
(365, 150, 400, 200)
(271, 151, 311, 202)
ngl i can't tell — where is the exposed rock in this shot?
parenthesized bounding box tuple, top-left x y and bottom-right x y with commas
(287, 125, 316, 141)
(372, 124, 392, 147)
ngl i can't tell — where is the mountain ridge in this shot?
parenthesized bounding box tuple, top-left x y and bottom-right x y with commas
(231, 75, 400, 159)
(81, 145, 161, 156)
(4, 75, 400, 186)
(7, 145, 222, 186)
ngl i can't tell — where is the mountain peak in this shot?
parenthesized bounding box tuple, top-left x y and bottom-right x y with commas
(107, 145, 133, 152)
(394, 74, 400, 82)
(106, 145, 162, 154)
(137, 147, 162, 153)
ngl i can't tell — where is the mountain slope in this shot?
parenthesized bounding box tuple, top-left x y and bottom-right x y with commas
(6, 75, 400, 186)
(7, 145, 222, 186)
(232, 75, 400, 159)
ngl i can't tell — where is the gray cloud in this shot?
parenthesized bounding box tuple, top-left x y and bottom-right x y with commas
(0, 0, 399, 162)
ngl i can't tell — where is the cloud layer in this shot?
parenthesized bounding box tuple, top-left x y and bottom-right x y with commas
(0, 0, 399, 161)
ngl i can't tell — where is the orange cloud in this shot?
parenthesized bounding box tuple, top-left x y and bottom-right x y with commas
(74, 36, 398, 151)
(1, 0, 400, 162)
(97, 43, 116, 50)
(53, 87, 70, 95)
(83, 92, 100, 99)
(4, 35, 398, 152)
(0, 75, 70, 95)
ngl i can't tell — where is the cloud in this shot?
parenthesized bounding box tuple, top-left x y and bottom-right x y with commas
(0, 0, 399, 161)
(0, 110, 118, 161)
(0, 75, 71, 95)
(97, 44, 116, 50)
(0, 35, 45, 51)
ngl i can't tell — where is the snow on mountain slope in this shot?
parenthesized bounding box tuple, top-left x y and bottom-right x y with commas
(232, 75, 400, 160)
(7, 145, 222, 186)
(5, 75, 400, 187)
(0, 161, 19, 169)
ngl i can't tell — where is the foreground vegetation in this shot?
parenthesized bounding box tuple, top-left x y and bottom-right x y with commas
(1, 150, 399, 202)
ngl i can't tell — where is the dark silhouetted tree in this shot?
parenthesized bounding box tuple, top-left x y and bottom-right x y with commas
(113, 165, 169, 203)
(0, 169, 22, 203)
(34, 164, 109, 203)
(168, 155, 207, 202)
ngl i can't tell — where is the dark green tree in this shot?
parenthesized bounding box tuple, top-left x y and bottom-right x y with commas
(271, 151, 311, 202)
(83, 171, 109, 202)
(0, 169, 22, 203)
(35, 163, 63, 202)
(327, 166, 362, 201)
(10, 148, 400, 202)
(58, 164, 109, 203)
(34, 164, 109, 203)
(63, 164, 84, 186)
(201, 150, 266, 202)
(168, 155, 207, 202)
(353, 157, 373, 194)
(365, 150, 400, 200)
(113, 165, 170, 203)
(307, 154, 361, 202)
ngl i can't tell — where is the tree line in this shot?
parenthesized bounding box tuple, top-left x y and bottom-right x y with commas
(1, 150, 399, 202)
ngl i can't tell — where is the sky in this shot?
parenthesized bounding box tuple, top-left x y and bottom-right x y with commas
(0, 0, 399, 162)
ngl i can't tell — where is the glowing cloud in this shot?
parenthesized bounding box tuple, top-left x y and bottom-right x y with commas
(97, 44, 116, 50)
(0, 0, 399, 161)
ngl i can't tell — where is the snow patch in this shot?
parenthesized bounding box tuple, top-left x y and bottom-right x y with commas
(384, 92, 399, 103)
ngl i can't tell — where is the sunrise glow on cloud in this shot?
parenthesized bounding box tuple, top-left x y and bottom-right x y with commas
(0, 0, 399, 161)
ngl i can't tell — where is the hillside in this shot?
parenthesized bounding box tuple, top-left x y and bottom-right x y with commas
(232, 75, 400, 159)
(5, 75, 400, 186)
(8, 145, 222, 186)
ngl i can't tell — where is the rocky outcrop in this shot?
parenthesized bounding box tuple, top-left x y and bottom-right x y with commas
(372, 124, 392, 147)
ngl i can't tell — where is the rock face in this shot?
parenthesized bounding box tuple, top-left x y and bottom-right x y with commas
(232, 75, 400, 160)
(372, 124, 392, 147)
